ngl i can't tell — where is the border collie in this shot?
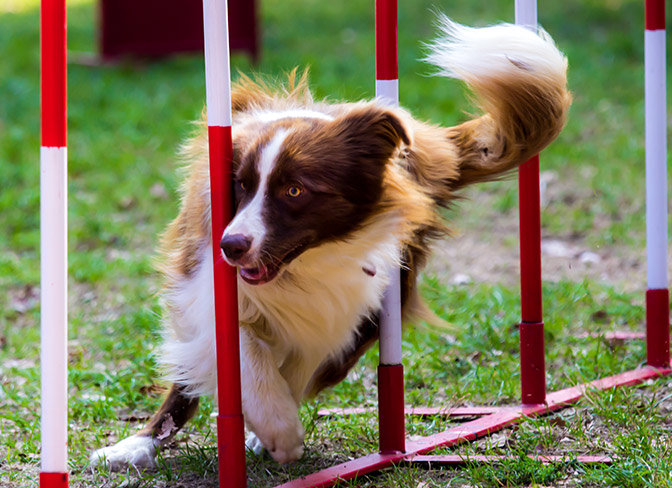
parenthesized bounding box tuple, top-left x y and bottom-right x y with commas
(91, 17, 570, 469)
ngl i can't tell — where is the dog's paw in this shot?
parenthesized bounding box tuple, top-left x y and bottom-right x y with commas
(268, 437, 304, 464)
(90, 435, 158, 471)
(255, 416, 305, 464)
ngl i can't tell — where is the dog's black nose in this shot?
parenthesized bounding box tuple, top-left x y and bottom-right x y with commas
(220, 234, 252, 261)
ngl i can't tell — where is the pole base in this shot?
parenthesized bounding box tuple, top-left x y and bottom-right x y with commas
(646, 289, 670, 367)
(217, 414, 247, 488)
(377, 364, 405, 453)
(520, 321, 546, 405)
(40, 472, 68, 488)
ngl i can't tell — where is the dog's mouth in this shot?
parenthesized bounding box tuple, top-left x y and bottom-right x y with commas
(239, 264, 279, 286)
(239, 241, 309, 286)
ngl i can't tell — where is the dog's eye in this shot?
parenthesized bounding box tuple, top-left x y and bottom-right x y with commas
(239, 181, 246, 191)
(286, 186, 302, 198)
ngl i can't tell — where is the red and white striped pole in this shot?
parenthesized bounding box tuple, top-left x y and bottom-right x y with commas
(376, 0, 405, 454)
(40, 0, 69, 487)
(202, 0, 247, 486)
(644, 0, 670, 368)
(515, 0, 547, 405)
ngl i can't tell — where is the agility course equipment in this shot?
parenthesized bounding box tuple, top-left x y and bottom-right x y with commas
(270, 0, 671, 486)
(40, 0, 69, 486)
(201, 0, 248, 487)
(516, 0, 546, 408)
(645, 0, 670, 368)
(375, 0, 406, 455)
(38, 0, 669, 487)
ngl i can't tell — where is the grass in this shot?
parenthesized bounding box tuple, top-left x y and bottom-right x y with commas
(1, 0, 672, 486)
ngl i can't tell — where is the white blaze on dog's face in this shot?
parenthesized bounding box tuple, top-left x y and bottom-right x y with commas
(220, 107, 410, 285)
(221, 129, 288, 273)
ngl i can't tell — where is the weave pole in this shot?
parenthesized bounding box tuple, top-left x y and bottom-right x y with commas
(40, 0, 69, 487)
(375, 0, 406, 454)
(201, 0, 247, 486)
(515, 0, 547, 405)
(645, 0, 670, 368)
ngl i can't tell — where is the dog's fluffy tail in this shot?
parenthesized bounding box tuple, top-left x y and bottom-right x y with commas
(425, 16, 571, 188)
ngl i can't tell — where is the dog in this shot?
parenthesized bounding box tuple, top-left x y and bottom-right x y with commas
(90, 17, 570, 470)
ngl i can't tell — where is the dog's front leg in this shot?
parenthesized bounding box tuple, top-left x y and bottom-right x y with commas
(90, 383, 199, 470)
(240, 326, 305, 464)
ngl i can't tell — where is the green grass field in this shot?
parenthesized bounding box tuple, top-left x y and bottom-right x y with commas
(1, 0, 672, 486)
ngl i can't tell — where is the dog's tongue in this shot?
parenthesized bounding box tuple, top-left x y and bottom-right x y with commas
(240, 266, 267, 281)
(239, 264, 277, 285)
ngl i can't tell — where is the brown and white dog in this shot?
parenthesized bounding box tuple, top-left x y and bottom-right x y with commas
(91, 18, 570, 470)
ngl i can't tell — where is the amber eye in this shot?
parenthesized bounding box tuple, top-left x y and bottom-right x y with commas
(286, 186, 302, 198)
(239, 181, 246, 191)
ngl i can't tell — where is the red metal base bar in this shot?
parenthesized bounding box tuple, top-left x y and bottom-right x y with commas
(39, 472, 68, 488)
(646, 289, 670, 367)
(407, 454, 612, 465)
(377, 364, 405, 453)
(318, 406, 502, 418)
(578, 331, 646, 340)
(275, 366, 671, 488)
(217, 414, 247, 488)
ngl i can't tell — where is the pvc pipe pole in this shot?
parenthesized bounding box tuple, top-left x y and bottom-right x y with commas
(40, 0, 69, 487)
(514, 0, 537, 30)
(515, 0, 546, 405)
(645, 0, 670, 367)
(202, 0, 247, 485)
(376, 0, 405, 454)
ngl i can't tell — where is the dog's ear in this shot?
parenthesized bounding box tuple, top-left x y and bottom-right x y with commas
(329, 106, 410, 165)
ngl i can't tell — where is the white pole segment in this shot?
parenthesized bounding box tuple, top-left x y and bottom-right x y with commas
(202, 0, 233, 127)
(377, 80, 403, 366)
(40, 146, 68, 472)
(375, 79, 399, 107)
(645, 29, 668, 289)
(515, 0, 537, 29)
(380, 268, 403, 365)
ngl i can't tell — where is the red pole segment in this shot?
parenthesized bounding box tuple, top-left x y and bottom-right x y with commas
(644, 0, 670, 368)
(209, 126, 247, 487)
(375, 0, 405, 454)
(518, 155, 546, 404)
(41, 0, 67, 148)
(201, 0, 247, 485)
(40, 473, 68, 488)
(375, 0, 398, 80)
(646, 0, 665, 31)
(377, 364, 405, 452)
(40, 0, 69, 486)
(646, 289, 670, 367)
(519, 321, 546, 403)
(518, 156, 543, 323)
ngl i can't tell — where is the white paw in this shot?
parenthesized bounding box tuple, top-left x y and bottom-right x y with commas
(90, 435, 158, 471)
(254, 416, 305, 464)
(268, 436, 304, 464)
(245, 432, 265, 456)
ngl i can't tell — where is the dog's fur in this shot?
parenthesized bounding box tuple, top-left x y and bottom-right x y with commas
(91, 18, 571, 469)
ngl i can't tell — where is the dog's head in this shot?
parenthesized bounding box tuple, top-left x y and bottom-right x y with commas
(220, 105, 409, 285)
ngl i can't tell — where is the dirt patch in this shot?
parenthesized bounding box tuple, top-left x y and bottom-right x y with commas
(428, 232, 649, 292)
(426, 180, 654, 292)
